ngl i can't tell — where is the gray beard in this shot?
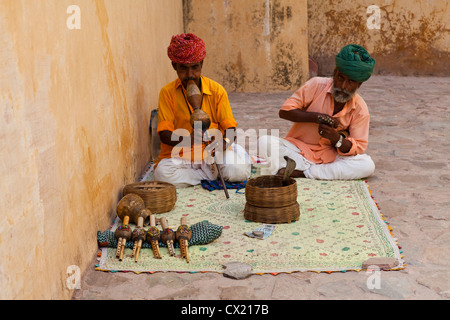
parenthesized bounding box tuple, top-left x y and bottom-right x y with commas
(331, 85, 356, 103)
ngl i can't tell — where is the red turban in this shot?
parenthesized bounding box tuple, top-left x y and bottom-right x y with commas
(167, 33, 206, 64)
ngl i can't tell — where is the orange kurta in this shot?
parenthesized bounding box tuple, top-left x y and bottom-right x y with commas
(281, 77, 370, 164)
(157, 76, 237, 163)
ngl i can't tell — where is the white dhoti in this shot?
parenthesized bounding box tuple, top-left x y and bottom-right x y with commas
(153, 143, 252, 188)
(257, 135, 375, 180)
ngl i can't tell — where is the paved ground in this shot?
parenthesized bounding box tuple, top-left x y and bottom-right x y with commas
(72, 76, 450, 300)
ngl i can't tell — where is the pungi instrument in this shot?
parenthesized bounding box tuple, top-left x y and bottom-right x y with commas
(186, 79, 229, 199)
(187, 80, 211, 131)
(115, 216, 132, 261)
(176, 217, 192, 263)
(160, 217, 176, 257)
(131, 210, 149, 262)
(146, 214, 162, 259)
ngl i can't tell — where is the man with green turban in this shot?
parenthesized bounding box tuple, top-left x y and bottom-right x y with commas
(335, 44, 376, 82)
(258, 44, 376, 180)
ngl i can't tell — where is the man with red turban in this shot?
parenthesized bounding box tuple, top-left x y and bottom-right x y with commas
(167, 33, 207, 65)
(153, 33, 251, 187)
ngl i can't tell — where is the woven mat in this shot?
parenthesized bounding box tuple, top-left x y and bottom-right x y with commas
(97, 170, 404, 274)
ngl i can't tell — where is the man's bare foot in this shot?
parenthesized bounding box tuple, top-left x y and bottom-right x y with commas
(277, 168, 305, 178)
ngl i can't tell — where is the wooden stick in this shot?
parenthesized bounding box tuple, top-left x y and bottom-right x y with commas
(204, 131, 229, 199)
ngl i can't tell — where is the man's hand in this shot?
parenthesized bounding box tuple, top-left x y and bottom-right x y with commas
(318, 124, 353, 153)
(318, 123, 340, 145)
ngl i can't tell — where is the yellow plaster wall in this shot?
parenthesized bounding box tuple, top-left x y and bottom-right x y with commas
(0, 0, 183, 299)
(183, 0, 309, 92)
(308, 0, 449, 76)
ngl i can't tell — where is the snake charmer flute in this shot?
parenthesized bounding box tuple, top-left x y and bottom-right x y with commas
(115, 216, 132, 261)
(176, 217, 192, 263)
(186, 79, 229, 199)
(146, 215, 162, 259)
(160, 217, 176, 257)
(131, 212, 147, 263)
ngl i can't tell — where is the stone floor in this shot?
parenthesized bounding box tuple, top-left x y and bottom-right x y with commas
(72, 76, 450, 300)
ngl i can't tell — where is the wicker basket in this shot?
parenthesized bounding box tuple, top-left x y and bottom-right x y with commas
(244, 202, 300, 224)
(244, 175, 300, 224)
(245, 175, 298, 208)
(123, 181, 177, 214)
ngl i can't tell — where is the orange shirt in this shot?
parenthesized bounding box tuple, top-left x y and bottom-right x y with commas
(281, 77, 370, 164)
(157, 76, 237, 163)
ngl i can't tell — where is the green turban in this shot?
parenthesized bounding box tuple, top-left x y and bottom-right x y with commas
(335, 44, 375, 82)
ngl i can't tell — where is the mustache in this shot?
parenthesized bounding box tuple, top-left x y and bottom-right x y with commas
(333, 87, 353, 96)
(331, 85, 356, 103)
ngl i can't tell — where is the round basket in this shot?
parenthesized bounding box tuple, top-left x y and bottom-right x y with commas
(244, 175, 300, 224)
(244, 202, 300, 224)
(123, 181, 177, 214)
(245, 175, 297, 208)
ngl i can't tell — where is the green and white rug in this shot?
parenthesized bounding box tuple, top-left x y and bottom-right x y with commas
(97, 177, 404, 274)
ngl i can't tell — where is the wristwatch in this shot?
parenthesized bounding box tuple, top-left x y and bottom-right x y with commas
(335, 135, 343, 148)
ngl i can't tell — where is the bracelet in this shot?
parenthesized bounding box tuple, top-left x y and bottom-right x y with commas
(338, 130, 349, 138)
(317, 115, 334, 127)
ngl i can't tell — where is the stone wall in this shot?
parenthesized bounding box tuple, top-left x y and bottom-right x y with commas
(183, 0, 449, 92)
(183, 0, 309, 92)
(0, 0, 183, 299)
(308, 0, 449, 76)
